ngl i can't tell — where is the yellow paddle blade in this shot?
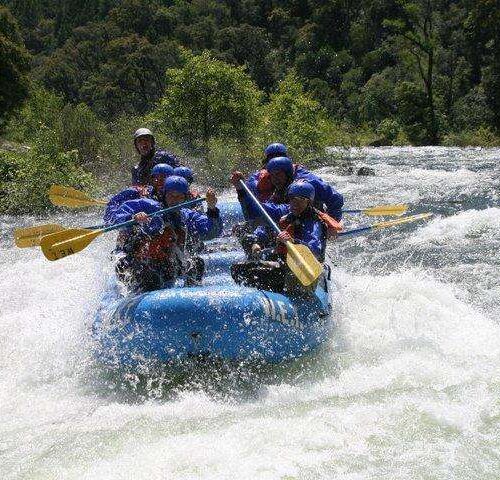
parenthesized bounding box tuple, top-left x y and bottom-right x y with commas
(49, 184, 107, 208)
(363, 204, 408, 216)
(285, 242, 323, 287)
(40, 228, 103, 261)
(373, 212, 433, 230)
(14, 224, 66, 248)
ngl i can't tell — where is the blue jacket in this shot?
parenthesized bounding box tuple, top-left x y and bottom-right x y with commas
(131, 148, 180, 185)
(110, 198, 223, 243)
(240, 165, 344, 221)
(254, 206, 326, 261)
(103, 186, 153, 225)
(109, 198, 164, 236)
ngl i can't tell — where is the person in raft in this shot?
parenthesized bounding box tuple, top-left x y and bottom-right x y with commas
(131, 128, 180, 186)
(230, 180, 340, 294)
(110, 175, 222, 292)
(246, 142, 289, 203)
(234, 155, 344, 223)
(173, 166, 202, 201)
(103, 163, 175, 253)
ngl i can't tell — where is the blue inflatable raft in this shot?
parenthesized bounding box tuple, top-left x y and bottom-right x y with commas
(92, 203, 334, 366)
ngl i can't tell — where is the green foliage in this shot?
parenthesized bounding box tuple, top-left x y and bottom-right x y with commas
(6, 87, 108, 166)
(451, 86, 494, 132)
(395, 81, 433, 145)
(442, 126, 500, 147)
(263, 73, 329, 159)
(376, 118, 403, 144)
(0, 127, 94, 214)
(359, 69, 397, 124)
(2, 0, 500, 216)
(151, 52, 262, 150)
(0, 6, 31, 131)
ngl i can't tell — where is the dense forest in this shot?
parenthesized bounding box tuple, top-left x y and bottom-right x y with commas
(1, 0, 499, 213)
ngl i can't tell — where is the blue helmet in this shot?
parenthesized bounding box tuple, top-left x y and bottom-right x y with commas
(287, 181, 315, 201)
(173, 166, 194, 184)
(152, 149, 178, 166)
(264, 143, 287, 160)
(163, 175, 189, 195)
(266, 156, 293, 177)
(151, 163, 174, 177)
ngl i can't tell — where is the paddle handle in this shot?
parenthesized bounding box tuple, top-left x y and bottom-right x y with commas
(238, 181, 281, 235)
(101, 197, 205, 233)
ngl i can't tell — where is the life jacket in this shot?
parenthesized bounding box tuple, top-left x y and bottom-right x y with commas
(134, 223, 186, 262)
(257, 164, 300, 204)
(275, 208, 341, 257)
(255, 169, 274, 202)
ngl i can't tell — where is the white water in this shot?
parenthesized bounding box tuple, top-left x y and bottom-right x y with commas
(1, 147, 499, 479)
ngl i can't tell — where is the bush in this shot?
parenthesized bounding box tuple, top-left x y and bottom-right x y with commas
(6, 87, 109, 168)
(0, 128, 94, 214)
(0, 6, 31, 131)
(395, 81, 434, 145)
(442, 126, 500, 147)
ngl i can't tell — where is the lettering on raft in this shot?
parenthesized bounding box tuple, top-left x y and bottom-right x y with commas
(260, 296, 304, 330)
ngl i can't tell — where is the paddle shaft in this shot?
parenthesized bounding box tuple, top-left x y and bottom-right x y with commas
(339, 213, 432, 237)
(338, 225, 373, 236)
(238, 181, 281, 235)
(99, 197, 205, 233)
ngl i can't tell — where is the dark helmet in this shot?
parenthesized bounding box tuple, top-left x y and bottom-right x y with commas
(133, 128, 155, 150)
(163, 175, 189, 195)
(266, 156, 294, 177)
(287, 181, 315, 201)
(151, 163, 175, 177)
(264, 143, 287, 160)
(174, 166, 194, 184)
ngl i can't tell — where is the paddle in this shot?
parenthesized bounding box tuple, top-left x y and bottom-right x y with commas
(338, 212, 432, 237)
(343, 204, 407, 216)
(239, 180, 322, 287)
(14, 222, 104, 248)
(49, 184, 108, 208)
(14, 224, 66, 248)
(40, 197, 205, 261)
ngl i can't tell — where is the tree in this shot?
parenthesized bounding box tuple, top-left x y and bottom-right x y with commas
(384, 0, 441, 143)
(151, 52, 261, 151)
(0, 6, 31, 131)
(264, 72, 328, 156)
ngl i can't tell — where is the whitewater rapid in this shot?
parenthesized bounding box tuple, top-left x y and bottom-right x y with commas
(1, 147, 499, 479)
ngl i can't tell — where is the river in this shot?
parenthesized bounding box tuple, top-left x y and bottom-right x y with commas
(1, 147, 499, 479)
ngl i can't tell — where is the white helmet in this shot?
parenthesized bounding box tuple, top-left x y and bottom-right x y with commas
(133, 128, 155, 144)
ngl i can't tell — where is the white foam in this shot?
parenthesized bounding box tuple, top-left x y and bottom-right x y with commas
(407, 208, 500, 245)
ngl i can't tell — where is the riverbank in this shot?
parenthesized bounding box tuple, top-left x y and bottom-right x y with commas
(2, 126, 500, 216)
